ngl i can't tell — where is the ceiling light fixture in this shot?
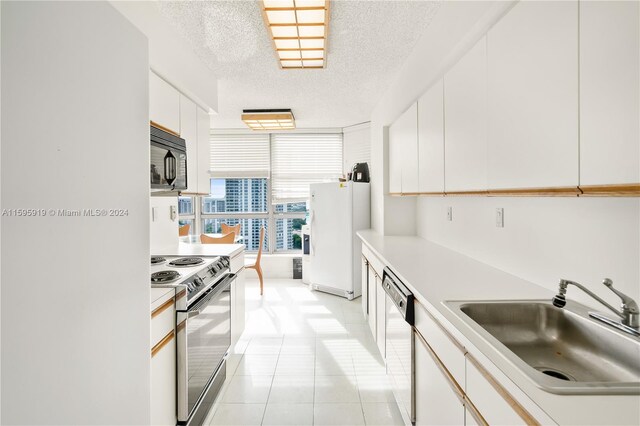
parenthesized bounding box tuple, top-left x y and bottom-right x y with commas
(242, 109, 296, 130)
(261, 0, 330, 69)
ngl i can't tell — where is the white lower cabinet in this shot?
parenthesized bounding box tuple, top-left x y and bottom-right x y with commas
(232, 268, 246, 347)
(151, 333, 176, 426)
(151, 296, 176, 426)
(374, 268, 385, 358)
(465, 406, 480, 426)
(361, 256, 368, 317)
(465, 358, 525, 426)
(414, 330, 465, 426)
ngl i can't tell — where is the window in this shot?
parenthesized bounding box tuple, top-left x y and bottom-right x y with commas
(203, 132, 342, 253)
(271, 133, 343, 203)
(178, 196, 195, 235)
(200, 178, 269, 251)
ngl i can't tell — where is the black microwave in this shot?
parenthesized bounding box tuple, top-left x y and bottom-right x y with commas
(150, 125, 187, 191)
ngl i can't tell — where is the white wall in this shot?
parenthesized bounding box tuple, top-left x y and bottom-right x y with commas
(111, 1, 218, 113)
(343, 122, 371, 175)
(369, 1, 514, 235)
(417, 197, 640, 311)
(1, 2, 150, 424)
(150, 196, 179, 253)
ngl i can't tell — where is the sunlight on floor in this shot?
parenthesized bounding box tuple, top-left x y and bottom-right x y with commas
(204, 278, 403, 426)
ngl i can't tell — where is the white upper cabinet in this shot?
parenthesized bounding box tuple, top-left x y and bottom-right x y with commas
(389, 103, 419, 193)
(444, 37, 487, 192)
(487, 1, 579, 189)
(388, 124, 402, 193)
(579, 0, 640, 185)
(180, 95, 198, 193)
(197, 107, 211, 194)
(149, 71, 180, 134)
(418, 79, 445, 193)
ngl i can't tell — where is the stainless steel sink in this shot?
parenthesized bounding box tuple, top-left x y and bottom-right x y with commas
(444, 300, 640, 394)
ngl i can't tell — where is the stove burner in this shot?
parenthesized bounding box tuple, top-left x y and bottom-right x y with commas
(151, 270, 181, 283)
(168, 257, 205, 267)
(151, 256, 166, 265)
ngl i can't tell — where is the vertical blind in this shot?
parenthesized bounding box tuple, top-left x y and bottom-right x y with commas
(271, 133, 343, 203)
(209, 134, 270, 178)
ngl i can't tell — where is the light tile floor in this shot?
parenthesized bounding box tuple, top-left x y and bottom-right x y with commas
(204, 278, 404, 426)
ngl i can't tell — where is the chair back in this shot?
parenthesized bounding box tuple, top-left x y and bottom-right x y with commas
(178, 224, 190, 236)
(200, 233, 235, 244)
(255, 227, 265, 263)
(221, 223, 241, 237)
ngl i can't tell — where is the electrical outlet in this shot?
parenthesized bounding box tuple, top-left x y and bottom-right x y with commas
(447, 206, 453, 222)
(496, 208, 504, 228)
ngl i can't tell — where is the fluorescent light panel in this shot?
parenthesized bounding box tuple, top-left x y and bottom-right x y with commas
(262, 0, 329, 69)
(241, 109, 296, 130)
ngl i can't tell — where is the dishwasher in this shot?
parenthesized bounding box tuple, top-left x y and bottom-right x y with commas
(383, 267, 415, 425)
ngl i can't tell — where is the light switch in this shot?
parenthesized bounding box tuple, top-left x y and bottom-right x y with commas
(496, 208, 504, 228)
(447, 206, 453, 222)
(170, 205, 177, 221)
(152, 207, 158, 222)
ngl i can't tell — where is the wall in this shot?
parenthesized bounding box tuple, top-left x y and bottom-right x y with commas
(150, 196, 180, 252)
(111, 1, 218, 113)
(1, 2, 150, 424)
(369, 1, 514, 235)
(343, 122, 371, 175)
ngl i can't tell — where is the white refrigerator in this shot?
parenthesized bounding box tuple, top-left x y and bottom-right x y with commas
(309, 181, 370, 299)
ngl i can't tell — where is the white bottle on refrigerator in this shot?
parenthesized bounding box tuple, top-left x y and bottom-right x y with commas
(309, 181, 370, 299)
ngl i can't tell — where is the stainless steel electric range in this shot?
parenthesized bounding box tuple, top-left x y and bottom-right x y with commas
(150, 255, 235, 426)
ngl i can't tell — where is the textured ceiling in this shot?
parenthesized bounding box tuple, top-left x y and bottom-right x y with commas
(157, 0, 441, 128)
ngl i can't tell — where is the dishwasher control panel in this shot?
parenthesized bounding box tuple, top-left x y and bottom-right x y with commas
(382, 267, 415, 325)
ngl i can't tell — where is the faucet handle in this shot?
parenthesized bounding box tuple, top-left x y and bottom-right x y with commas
(602, 278, 639, 314)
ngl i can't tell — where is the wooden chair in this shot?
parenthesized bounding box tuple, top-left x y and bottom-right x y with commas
(200, 233, 235, 244)
(178, 224, 190, 236)
(246, 227, 265, 295)
(221, 223, 241, 237)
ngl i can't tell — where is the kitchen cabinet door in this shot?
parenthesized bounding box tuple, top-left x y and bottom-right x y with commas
(465, 358, 523, 426)
(196, 107, 211, 194)
(444, 37, 487, 192)
(389, 103, 418, 193)
(367, 262, 376, 339)
(361, 256, 368, 317)
(180, 95, 198, 194)
(579, 0, 640, 185)
(151, 332, 176, 426)
(487, 1, 579, 189)
(388, 123, 402, 194)
(231, 268, 246, 347)
(149, 71, 180, 135)
(418, 79, 445, 193)
(414, 331, 465, 426)
(375, 269, 385, 358)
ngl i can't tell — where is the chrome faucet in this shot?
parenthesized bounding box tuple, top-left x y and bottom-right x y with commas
(552, 278, 639, 337)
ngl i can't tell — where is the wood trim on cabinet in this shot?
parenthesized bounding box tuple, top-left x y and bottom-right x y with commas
(415, 299, 466, 354)
(445, 190, 490, 196)
(176, 320, 186, 333)
(466, 353, 541, 426)
(488, 186, 581, 197)
(464, 397, 489, 426)
(414, 328, 465, 403)
(176, 289, 187, 301)
(151, 297, 174, 319)
(151, 329, 174, 358)
(579, 183, 640, 196)
(150, 120, 180, 137)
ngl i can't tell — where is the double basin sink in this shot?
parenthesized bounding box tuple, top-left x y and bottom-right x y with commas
(444, 300, 640, 394)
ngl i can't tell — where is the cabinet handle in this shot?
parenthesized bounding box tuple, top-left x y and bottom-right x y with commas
(151, 329, 174, 358)
(151, 297, 174, 319)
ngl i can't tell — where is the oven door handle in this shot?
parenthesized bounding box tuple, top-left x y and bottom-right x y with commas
(185, 273, 236, 316)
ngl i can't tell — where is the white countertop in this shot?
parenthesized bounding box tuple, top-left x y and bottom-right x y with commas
(155, 242, 244, 259)
(357, 229, 640, 426)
